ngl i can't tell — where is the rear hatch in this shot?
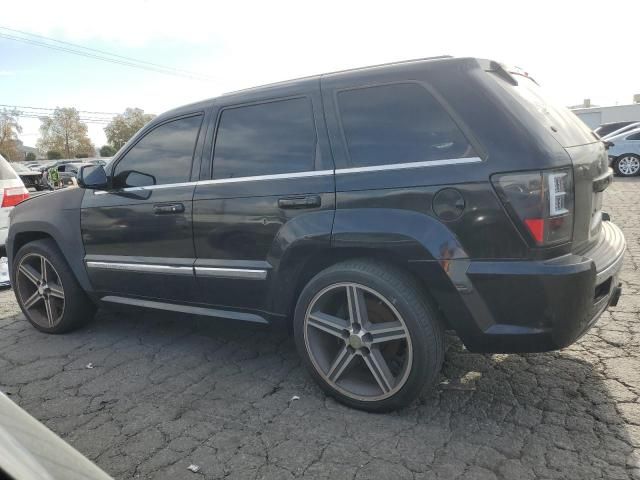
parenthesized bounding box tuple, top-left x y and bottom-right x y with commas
(488, 65, 609, 253)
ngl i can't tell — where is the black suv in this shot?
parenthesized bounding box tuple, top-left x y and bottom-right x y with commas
(7, 57, 625, 411)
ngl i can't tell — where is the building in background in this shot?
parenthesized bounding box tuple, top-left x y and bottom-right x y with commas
(571, 95, 640, 129)
(16, 139, 38, 160)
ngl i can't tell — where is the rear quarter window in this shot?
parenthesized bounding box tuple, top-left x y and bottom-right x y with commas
(337, 83, 476, 168)
(492, 74, 596, 147)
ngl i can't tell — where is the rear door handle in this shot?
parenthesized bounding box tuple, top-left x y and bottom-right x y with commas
(278, 195, 321, 209)
(153, 203, 185, 214)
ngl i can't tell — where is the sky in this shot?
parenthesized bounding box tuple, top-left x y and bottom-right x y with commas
(2, 0, 640, 149)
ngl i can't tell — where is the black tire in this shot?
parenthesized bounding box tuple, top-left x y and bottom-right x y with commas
(12, 239, 95, 333)
(613, 154, 640, 177)
(293, 259, 444, 412)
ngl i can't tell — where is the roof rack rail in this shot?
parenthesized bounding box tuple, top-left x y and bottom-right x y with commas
(322, 55, 453, 77)
(222, 55, 454, 96)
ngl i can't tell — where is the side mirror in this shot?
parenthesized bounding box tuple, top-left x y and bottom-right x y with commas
(122, 170, 156, 188)
(78, 165, 108, 189)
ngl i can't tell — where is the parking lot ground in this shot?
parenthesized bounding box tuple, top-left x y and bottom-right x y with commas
(1, 179, 640, 480)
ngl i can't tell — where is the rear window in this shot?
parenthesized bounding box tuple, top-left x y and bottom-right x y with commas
(0, 154, 18, 180)
(337, 83, 476, 168)
(495, 73, 596, 147)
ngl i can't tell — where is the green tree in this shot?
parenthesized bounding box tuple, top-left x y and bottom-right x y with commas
(99, 144, 117, 157)
(25, 152, 36, 161)
(0, 109, 22, 161)
(104, 108, 155, 150)
(37, 107, 95, 158)
(47, 150, 62, 160)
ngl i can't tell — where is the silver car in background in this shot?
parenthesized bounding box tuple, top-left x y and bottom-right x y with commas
(607, 128, 640, 177)
(601, 122, 640, 141)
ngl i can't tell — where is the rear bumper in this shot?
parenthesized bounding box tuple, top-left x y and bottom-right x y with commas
(418, 221, 625, 353)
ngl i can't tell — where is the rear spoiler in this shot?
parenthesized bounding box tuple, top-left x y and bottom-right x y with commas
(481, 60, 539, 87)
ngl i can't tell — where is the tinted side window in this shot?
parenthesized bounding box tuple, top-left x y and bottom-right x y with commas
(337, 83, 476, 168)
(213, 98, 315, 179)
(113, 114, 203, 188)
(627, 132, 640, 141)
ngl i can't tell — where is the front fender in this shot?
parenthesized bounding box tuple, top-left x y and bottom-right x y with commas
(7, 189, 92, 292)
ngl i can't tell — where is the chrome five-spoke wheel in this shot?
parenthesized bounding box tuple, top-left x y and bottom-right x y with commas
(303, 282, 413, 401)
(15, 253, 65, 328)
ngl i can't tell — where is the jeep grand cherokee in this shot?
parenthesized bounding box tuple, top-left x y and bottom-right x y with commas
(7, 57, 625, 411)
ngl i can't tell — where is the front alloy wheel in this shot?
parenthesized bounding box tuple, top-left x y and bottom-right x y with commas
(15, 253, 65, 328)
(13, 239, 95, 333)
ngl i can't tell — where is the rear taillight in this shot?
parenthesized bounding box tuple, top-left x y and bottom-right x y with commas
(492, 168, 573, 246)
(2, 186, 29, 207)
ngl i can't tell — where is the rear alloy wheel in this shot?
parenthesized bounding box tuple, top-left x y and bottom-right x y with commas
(614, 154, 640, 177)
(304, 282, 413, 401)
(13, 239, 95, 333)
(294, 260, 444, 412)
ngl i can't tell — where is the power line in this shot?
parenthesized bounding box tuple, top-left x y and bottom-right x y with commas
(9, 112, 112, 125)
(1, 104, 123, 124)
(16, 115, 110, 125)
(0, 28, 214, 81)
(0, 26, 209, 78)
(0, 27, 215, 81)
(2, 106, 114, 124)
(0, 32, 209, 80)
(0, 103, 119, 116)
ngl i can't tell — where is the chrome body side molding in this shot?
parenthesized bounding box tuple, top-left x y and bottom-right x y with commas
(194, 267, 268, 280)
(93, 157, 483, 195)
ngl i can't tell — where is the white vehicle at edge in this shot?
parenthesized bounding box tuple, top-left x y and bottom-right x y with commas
(601, 122, 640, 141)
(0, 154, 30, 246)
(606, 127, 640, 177)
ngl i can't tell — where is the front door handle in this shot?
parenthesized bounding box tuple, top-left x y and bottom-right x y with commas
(278, 195, 321, 209)
(153, 203, 185, 214)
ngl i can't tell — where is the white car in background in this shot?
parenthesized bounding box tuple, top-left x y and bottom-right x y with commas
(0, 154, 30, 247)
(606, 128, 640, 177)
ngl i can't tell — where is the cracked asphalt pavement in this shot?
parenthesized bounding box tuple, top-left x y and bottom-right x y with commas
(1, 179, 640, 479)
